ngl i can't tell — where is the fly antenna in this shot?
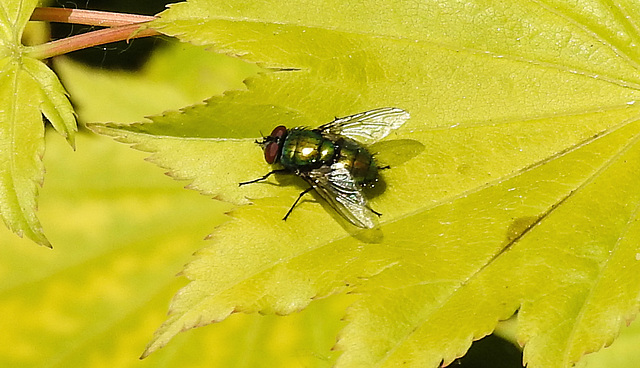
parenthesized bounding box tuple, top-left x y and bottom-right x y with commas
(254, 130, 265, 144)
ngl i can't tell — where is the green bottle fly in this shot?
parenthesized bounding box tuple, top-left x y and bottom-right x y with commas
(239, 107, 410, 228)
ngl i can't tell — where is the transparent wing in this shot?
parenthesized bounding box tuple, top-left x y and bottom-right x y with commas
(317, 107, 410, 145)
(303, 166, 377, 228)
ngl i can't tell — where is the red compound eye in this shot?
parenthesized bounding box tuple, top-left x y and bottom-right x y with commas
(270, 125, 287, 139)
(264, 141, 280, 164)
(262, 126, 287, 164)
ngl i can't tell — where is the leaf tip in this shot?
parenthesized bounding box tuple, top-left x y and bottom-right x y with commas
(38, 239, 53, 249)
(6, 223, 53, 248)
(64, 131, 77, 151)
(28, 225, 53, 248)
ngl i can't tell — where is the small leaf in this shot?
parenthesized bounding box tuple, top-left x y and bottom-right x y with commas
(0, 0, 77, 246)
(22, 57, 76, 144)
(93, 0, 640, 366)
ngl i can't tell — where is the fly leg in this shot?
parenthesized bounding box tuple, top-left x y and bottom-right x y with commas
(369, 207, 382, 218)
(283, 187, 314, 221)
(239, 169, 288, 186)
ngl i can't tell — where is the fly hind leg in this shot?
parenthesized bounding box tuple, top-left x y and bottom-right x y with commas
(283, 187, 314, 221)
(369, 206, 382, 218)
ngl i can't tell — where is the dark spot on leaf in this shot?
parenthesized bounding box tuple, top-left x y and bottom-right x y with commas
(504, 216, 539, 247)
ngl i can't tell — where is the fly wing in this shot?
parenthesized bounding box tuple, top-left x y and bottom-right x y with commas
(303, 166, 378, 228)
(317, 107, 410, 145)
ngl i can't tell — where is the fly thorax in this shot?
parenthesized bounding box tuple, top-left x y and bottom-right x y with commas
(280, 129, 334, 169)
(318, 140, 335, 162)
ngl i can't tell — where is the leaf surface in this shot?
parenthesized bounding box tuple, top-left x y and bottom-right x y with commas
(92, 0, 640, 367)
(0, 0, 76, 246)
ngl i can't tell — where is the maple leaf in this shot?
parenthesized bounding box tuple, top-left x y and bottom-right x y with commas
(91, 0, 640, 367)
(0, 0, 76, 247)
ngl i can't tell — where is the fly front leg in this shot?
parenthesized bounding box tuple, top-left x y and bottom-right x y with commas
(239, 169, 289, 186)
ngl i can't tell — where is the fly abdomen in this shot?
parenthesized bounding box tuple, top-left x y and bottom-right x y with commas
(334, 137, 378, 186)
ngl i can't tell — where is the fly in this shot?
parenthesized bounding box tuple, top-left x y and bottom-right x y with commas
(239, 107, 410, 228)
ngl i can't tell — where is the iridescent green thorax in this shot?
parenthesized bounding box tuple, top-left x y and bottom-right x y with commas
(280, 128, 335, 169)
